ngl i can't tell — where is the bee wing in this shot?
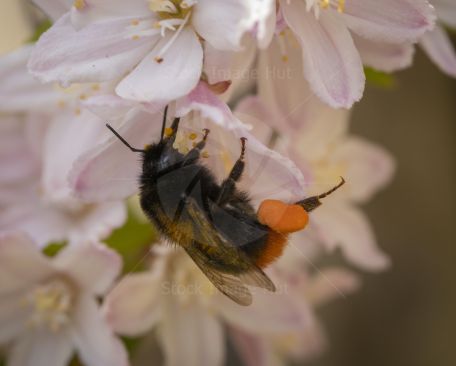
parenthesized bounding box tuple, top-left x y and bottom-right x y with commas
(185, 198, 276, 303)
(184, 245, 253, 306)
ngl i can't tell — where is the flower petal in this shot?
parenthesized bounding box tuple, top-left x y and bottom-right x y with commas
(70, 0, 150, 29)
(354, 35, 415, 72)
(312, 202, 391, 271)
(116, 27, 203, 103)
(193, 0, 249, 50)
(0, 292, 30, 344)
(229, 328, 270, 366)
(28, 14, 154, 85)
(160, 296, 224, 366)
(53, 243, 122, 295)
(8, 329, 73, 366)
(70, 110, 163, 202)
(420, 24, 456, 78)
(342, 0, 435, 43)
(0, 45, 61, 113)
(281, 1, 365, 108)
(304, 268, 361, 306)
(0, 232, 53, 295)
(332, 136, 396, 203)
(103, 266, 165, 337)
(72, 296, 129, 366)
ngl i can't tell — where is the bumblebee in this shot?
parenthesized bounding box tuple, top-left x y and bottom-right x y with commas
(106, 110, 344, 306)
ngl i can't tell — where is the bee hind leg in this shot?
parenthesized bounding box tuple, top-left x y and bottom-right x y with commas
(216, 137, 247, 205)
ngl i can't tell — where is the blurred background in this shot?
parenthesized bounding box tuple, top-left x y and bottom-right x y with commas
(1, 1, 455, 365)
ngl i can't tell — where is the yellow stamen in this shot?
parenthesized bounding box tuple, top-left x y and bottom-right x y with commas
(164, 127, 174, 137)
(131, 19, 140, 26)
(73, 0, 86, 10)
(189, 132, 198, 140)
(337, 0, 345, 12)
(202, 151, 209, 159)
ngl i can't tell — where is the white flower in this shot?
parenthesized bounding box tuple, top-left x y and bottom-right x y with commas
(271, 0, 435, 108)
(0, 46, 126, 247)
(103, 245, 313, 366)
(29, 0, 260, 104)
(0, 232, 128, 366)
(420, 0, 456, 77)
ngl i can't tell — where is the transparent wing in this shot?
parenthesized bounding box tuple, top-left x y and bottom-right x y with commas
(185, 198, 276, 300)
(184, 245, 253, 306)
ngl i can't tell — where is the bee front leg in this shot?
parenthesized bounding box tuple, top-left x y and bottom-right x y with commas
(182, 129, 210, 165)
(216, 138, 247, 205)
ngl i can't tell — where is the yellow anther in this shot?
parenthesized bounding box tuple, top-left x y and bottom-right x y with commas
(57, 100, 66, 108)
(281, 55, 289, 63)
(202, 151, 209, 159)
(164, 127, 174, 137)
(320, 0, 330, 9)
(73, 0, 86, 10)
(155, 57, 164, 63)
(189, 132, 198, 140)
(337, 0, 345, 12)
(79, 94, 87, 100)
(131, 19, 140, 26)
(75, 108, 81, 116)
(132, 35, 140, 40)
(91, 84, 100, 91)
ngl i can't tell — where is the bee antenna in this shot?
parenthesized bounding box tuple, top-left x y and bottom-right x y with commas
(106, 123, 145, 153)
(317, 177, 346, 199)
(160, 105, 169, 143)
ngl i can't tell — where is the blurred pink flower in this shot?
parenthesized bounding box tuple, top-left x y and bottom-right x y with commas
(272, 0, 435, 108)
(237, 50, 395, 270)
(0, 46, 126, 247)
(0, 232, 127, 366)
(29, 0, 263, 104)
(420, 0, 456, 77)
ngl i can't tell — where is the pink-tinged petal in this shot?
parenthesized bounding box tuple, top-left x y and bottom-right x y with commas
(0, 232, 53, 295)
(420, 25, 456, 78)
(281, 1, 365, 108)
(70, 0, 150, 29)
(70, 110, 163, 202)
(116, 28, 203, 103)
(41, 109, 106, 200)
(333, 137, 396, 203)
(229, 328, 270, 366)
(312, 202, 391, 271)
(83, 94, 137, 121)
(103, 266, 165, 336)
(32, 0, 70, 21)
(0, 45, 61, 113)
(342, 0, 435, 43)
(193, 0, 248, 50)
(305, 268, 361, 306)
(434, 0, 456, 28)
(72, 296, 129, 366)
(176, 82, 249, 130)
(203, 44, 234, 85)
(54, 243, 122, 295)
(28, 14, 154, 85)
(0, 200, 126, 248)
(254, 0, 277, 49)
(0, 292, 31, 343)
(258, 38, 318, 132)
(0, 116, 40, 185)
(160, 296, 224, 366)
(8, 329, 73, 366)
(216, 286, 307, 333)
(354, 35, 415, 72)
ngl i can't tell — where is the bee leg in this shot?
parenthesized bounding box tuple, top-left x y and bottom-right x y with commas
(216, 137, 247, 205)
(182, 129, 210, 165)
(164, 117, 181, 144)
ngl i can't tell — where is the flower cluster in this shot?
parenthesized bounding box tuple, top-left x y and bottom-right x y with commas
(0, 0, 454, 365)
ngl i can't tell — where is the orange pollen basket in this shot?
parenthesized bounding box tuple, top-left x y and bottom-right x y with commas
(257, 200, 309, 234)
